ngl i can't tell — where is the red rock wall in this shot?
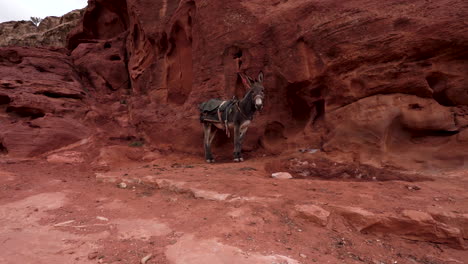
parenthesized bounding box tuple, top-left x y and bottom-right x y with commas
(70, 0, 466, 168)
(0, 9, 84, 47)
(0, 47, 90, 157)
(2, 0, 467, 169)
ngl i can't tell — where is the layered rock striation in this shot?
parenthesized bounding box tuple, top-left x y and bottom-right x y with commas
(1, 0, 467, 169)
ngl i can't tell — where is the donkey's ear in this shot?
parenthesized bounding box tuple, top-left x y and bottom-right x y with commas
(257, 71, 264, 83)
(239, 72, 253, 88)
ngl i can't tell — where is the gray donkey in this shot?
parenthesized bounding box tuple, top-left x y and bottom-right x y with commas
(198, 72, 265, 163)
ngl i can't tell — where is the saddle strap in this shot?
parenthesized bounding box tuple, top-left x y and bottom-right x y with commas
(216, 101, 231, 138)
(217, 101, 227, 123)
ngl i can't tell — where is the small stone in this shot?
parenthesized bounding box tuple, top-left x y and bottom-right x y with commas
(96, 216, 109, 221)
(406, 185, 421, 191)
(118, 182, 127, 189)
(88, 252, 98, 260)
(140, 253, 153, 264)
(300, 253, 307, 258)
(341, 172, 351, 179)
(271, 172, 293, 179)
(54, 220, 75, 227)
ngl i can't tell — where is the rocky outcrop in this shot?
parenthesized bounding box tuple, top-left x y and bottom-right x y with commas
(0, 0, 467, 168)
(71, 36, 129, 93)
(295, 204, 330, 227)
(0, 9, 84, 47)
(64, 0, 467, 170)
(292, 204, 467, 249)
(324, 94, 464, 168)
(0, 47, 89, 157)
(331, 206, 466, 249)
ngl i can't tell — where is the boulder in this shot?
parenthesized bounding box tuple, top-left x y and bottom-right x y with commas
(295, 204, 330, 227)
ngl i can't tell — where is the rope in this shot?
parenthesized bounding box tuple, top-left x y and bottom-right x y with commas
(217, 101, 231, 138)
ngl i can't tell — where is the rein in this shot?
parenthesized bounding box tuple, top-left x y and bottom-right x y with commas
(235, 101, 250, 121)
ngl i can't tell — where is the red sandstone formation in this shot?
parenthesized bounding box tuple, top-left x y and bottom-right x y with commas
(0, 47, 89, 157)
(1, 1, 468, 263)
(1, 0, 467, 169)
(0, 9, 84, 47)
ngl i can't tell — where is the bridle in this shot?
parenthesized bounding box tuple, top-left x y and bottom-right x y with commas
(253, 93, 264, 103)
(233, 88, 264, 121)
(252, 89, 264, 110)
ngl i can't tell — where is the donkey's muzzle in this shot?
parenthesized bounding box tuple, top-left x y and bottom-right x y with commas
(255, 96, 263, 111)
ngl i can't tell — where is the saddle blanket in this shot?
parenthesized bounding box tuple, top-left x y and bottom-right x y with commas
(199, 99, 235, 123)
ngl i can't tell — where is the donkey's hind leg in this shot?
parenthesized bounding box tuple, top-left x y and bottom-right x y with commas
(233, 125, 243, 162)
(203, 123, 216, 163)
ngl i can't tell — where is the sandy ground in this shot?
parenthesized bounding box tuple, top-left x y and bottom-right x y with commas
(1, 151, 467, 264)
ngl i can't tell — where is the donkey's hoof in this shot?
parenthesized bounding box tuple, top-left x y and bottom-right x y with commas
(233, 158, 243, 162)
(206, 159, 215, 163)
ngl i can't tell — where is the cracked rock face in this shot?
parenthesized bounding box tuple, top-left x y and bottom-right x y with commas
(1, 0, 467, 169)
(0, 9, 84, 48)
(0, 47, 90, 157)
(66, 0, 467, 169)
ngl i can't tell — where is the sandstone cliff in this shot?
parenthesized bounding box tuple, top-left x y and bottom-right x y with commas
(0, 9, 84, 47)
(1, 0, 467, 171)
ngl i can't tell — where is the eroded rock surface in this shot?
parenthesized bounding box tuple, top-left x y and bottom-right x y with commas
(0, 0, 467, 168)
(0, 47, 89, 157)
(0, 9, 84, 47)
(65, 0, 467, 170)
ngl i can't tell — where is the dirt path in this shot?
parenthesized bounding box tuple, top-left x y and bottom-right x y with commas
(1, 153, 467, 264)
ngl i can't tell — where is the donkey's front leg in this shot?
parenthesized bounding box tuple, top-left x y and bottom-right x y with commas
(233, 125, 243, 162)
(203, 123, 215, 163)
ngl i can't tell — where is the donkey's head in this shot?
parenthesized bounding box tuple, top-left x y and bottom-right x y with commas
(239, 71, 265, 111)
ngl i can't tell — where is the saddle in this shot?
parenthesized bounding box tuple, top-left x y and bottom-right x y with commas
(199, 98, 237, 137)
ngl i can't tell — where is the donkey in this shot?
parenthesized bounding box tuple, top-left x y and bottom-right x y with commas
(198, 71, 265, 163)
